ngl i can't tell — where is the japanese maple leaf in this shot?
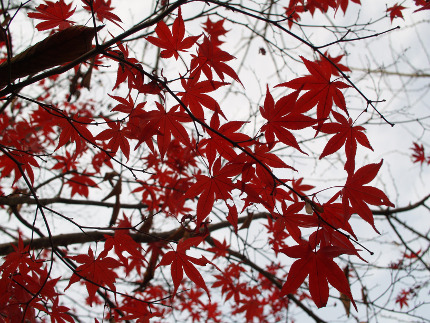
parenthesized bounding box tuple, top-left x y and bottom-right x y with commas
(134, 102, 192, 157)
(224, 143, 295, 184)
(198, 112, 251, 167)
(280, 241, 357, 309)
(319, 52, 351, 76)
(184, 157, 237, 225)
(387, 4, 407, 22)
(65, 247, 121, 305)
(157, 236, 211, 297)
(212, 263, 246, 303)
(27, 0, 76, 31)
(96, 118, 132, 160)
(277, 56, 349, 133)
(207, 238, 230, 260)
(395, 289, 410, 309)
(33, 297, 74, 323)
(318, 111, 373, 174)
(336, 0, 361, 14)
(82, 0, 122, 27)
(0, 151, 39, 184)
(411, 142, 426, 164)
(0, 235, 44, 278)
(109, 94, 146, 116)
(202, 18, 228, 46)
(190, 36, 241, 84)
(177, 77, 228, 120)
(260, 85, 316, 152)
(306, 0, 337, 15)
(285, 177, 315, 202)
(107, 42, 141, 91)
(414, 0, 430, 12)
(66, 172, 98, 198)
(284, 5, 305, 28)
(55, 114, 94, 154)
(52, 151, 78, 172)
(146, 8, 200, 60)
(103, 216, 145, 273)
(337, 160, 395, 231)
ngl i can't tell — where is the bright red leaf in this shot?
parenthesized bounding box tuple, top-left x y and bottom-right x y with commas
(198, 112, 251, 168)
(260, 85, 316, 152)
(133, 102, 192, 157)
(66, 172, 98, 197)
(184, 157, 237, 225)
(280, 241, 357, 309)
(277, 56, 350, 133)
(82, 0, 122, 27)
(28, 0, 76, 31)
(411, 142, 426, 164)
(318, 111, 373, 174)
(177, 77, 228, 120)
(157, 236, 211, 297)
(146, 8, 200, 60)
(387, 4, 407, 22)
(96, 118, 132, 160)
(65, 247, 121, 305)
(337, 160, 395, 231)
(190, 36, 241, 84)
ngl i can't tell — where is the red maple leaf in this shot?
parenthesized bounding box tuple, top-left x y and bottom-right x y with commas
(318, 111, 373, 174)
(109, 94, 146, 115)
(198, 112, 251, 168)
(337, 160, 395, 231)
(185, 157, 237, 225)
(96, 118, 132, 160)
(103, 216, 145, 274)
(190, 36, 241, 84)
(157, 236, 211, 297)
(336, 0, 361, 14)
(284, 5, 305, 28)
(177, 77, 228, 120)
(0, 236, 44, 278)
(27, 0, 76, 31)
(65, 247, 121, 305)
(52, 151, 78, 172)
(224, 143, 295, 184)
(274, 201, 307, 242)
(207, 238, 230, 260)
(146, 8, 200, 60)
(395, 289, 411, 309)
(107, 42, 142, 91)
(33, 297, 74, 323)
(202, 18, 228, 46)
(260, 85, 316, 152)
(305, 0, 337, 15)
(82, 0, 122, 27)
(414, 0, 430, 12)
(318, 52, 351, 76)
(66, 172, 98, 198)
(276, 56, 350, 133)
(280, 241, 357, 309)
(133, 102, 192, 157)
(387, 4, 407, 22)
(0, 151, 39, 184)
(55, 113, 94, 154)
(411, 142, 426, 164)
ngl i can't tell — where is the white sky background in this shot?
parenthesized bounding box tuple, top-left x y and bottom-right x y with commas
(2, 0, 430, 322)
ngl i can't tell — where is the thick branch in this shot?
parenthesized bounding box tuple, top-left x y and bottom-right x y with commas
(0, 195, 147, 209)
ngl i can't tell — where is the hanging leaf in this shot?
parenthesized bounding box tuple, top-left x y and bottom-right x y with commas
(0, 25, 103, 87)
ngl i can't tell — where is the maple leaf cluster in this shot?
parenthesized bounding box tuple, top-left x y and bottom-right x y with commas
(2, 0, 425, 321)
(283, 0, 361, 27)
